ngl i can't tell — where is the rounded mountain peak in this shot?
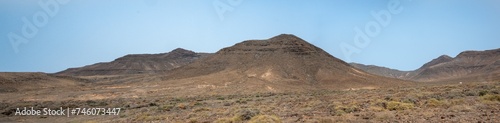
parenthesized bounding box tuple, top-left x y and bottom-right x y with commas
(436, 55, 452, 60)
(268, 34, 304, 42)
(420, 55, 453, 69)
(217, 34, 326, 56)
(166, 48, 196, 58)
(170, 48, 194, 54)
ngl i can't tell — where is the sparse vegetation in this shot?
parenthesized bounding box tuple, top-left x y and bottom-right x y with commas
(1, 82, 499, 122)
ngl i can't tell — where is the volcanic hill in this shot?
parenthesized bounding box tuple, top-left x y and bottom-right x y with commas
(57, 48, 211, 76)
(351, 48, 500, 82)
(157, 34, 410, 94)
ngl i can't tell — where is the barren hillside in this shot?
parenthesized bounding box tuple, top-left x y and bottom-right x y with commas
(57, 48, 211, 76)
(155, 34, 411, 95)
(351, 48, 500, 82)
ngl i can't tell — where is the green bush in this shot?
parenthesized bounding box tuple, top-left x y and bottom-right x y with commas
(217, 97, 225, 100)
(479, 90, 489, 96)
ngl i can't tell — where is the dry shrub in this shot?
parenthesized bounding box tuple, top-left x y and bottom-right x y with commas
(480, 94, 500, 103)
(386, 101, 414, 111)
(331, 104, 360, 116)
(214, 108, 261, 123)
(426, 98, 449, 108)
(248, 115, 282, 123)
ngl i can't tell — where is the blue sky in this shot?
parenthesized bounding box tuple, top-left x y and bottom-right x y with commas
(1, 0, 499, 73)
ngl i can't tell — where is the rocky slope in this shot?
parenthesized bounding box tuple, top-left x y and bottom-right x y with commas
(56, 48, 212, 76)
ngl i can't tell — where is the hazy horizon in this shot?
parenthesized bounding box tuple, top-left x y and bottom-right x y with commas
(1, 0, 499, 73)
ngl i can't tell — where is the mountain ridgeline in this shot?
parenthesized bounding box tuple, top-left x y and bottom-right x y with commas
(53, 33, 498, 93)
(350, 48, 500, 82)
(56, 48, 212, 76)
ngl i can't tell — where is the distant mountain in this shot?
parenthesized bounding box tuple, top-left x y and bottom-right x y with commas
(349, 63, 412, 79)
(351, 48, 500, 82)
(56, 48, 212, 76)
(410, 49, 500, 82)
(419, 55, 453, 69)
(158, 34, 410, 94)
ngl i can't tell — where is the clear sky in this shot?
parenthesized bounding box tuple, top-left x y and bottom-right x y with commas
(1, 0, 499, 73)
